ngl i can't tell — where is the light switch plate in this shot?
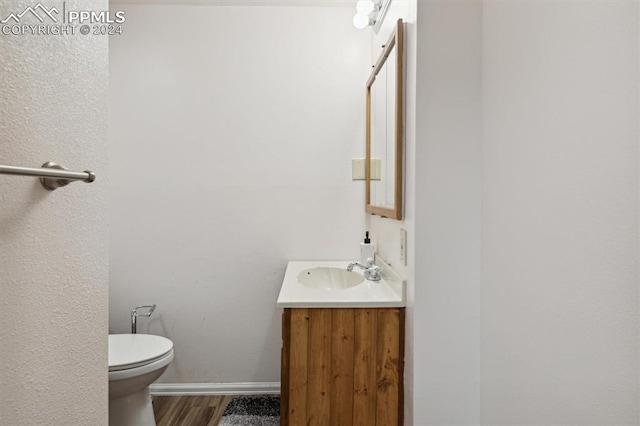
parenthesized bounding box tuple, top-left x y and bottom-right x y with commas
(400, 228, 407, 265)
(352, 158, 383, 181)
(352, 159, 366, 180)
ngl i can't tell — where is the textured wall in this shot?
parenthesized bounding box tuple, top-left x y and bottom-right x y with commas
(108, 5, 369, 384)
(0, 1, 109, 424)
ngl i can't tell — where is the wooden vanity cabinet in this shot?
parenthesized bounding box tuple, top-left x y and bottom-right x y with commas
(280, 307, 404, 426)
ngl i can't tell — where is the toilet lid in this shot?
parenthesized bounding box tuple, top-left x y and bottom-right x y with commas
(109, 334, 173, 372)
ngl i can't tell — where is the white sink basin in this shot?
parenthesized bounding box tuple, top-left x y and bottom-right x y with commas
(277, 260, 406, 308)
(297, 267, 364, 290)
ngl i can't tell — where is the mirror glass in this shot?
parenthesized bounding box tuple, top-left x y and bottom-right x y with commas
(366, 19, 403, 219)
(369, 48, 397, 208)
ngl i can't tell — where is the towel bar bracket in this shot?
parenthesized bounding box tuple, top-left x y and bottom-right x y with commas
(39, 162, 95, 191)
(0, 161, 96, 191)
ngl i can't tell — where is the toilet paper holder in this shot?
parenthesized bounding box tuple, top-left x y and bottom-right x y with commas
(131, 304, 156, 334)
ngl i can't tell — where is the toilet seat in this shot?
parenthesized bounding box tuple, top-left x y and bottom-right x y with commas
(109, 334, 174, 372)
(108, 334, 174, 425)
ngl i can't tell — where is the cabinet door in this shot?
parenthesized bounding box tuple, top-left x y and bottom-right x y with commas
(281, 308, 404, 426)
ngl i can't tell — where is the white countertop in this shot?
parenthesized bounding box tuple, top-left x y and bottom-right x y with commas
(276, 259, 406, 308)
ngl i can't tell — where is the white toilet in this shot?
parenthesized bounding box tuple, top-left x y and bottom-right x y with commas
(108, 334, 174, 426)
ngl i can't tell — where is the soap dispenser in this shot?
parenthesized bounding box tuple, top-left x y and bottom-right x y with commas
(360, 231, 375, 264)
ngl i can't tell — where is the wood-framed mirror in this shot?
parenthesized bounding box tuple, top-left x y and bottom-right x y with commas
(366, 19, 404, 220)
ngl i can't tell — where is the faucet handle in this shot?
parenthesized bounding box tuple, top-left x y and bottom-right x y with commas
(363, 264, 382, 281)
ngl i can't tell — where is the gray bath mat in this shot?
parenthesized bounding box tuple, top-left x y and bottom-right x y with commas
(218, 396, 280, 426)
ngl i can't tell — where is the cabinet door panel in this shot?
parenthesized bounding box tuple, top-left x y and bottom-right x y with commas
(289, 308, 309, 425)
(353, 308, 378, 425)
(282, 307, 404, 426)
(330, 309, 355, 425)
(307, 309, 332, 426)
(376, 308, 401, 426)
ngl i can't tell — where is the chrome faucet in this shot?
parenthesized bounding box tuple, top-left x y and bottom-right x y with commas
(347, 258, 381, 281)
(131, 304, 156, 334)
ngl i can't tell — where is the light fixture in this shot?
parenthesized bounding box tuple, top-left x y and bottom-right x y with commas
(356, 0, 375, 14)
(352, 0, 388, 30)
(352, 12, 371, 30)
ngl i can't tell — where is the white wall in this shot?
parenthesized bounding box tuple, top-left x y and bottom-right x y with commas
(413, 1, 483, 424)
(109, 4, 370, 384)
(481, 2, 639, 424)
(410, 0, 639, 425)
(0, 1, 109, 424)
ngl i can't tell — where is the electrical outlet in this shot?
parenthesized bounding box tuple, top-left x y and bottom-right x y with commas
(400, 228, 407, 265)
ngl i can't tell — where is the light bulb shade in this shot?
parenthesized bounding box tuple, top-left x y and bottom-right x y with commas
(353, 12, 370, 29)
(356, 0, 375, 14)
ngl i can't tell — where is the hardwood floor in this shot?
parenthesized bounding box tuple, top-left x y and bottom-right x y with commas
(153, 395, 234, 426)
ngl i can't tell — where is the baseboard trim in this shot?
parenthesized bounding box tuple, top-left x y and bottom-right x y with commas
(149, 382, 281, 396)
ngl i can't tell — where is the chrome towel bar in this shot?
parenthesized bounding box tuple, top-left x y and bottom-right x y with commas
(0, 161, 95, 190)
